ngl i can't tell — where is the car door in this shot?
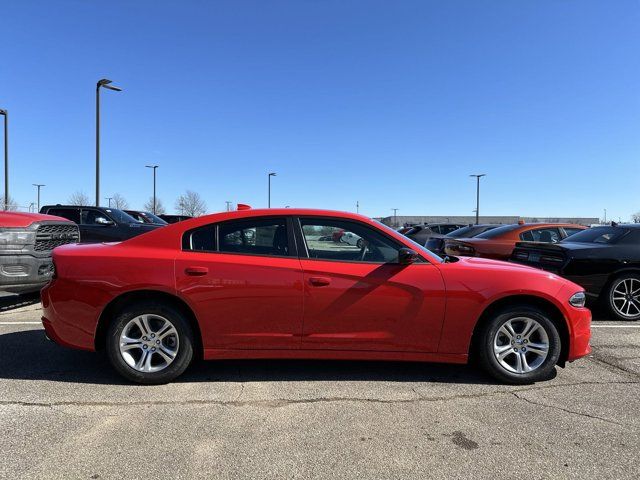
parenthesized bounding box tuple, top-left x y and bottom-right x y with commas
(296, 217, 446, 352)
(175, 216, 304, 350)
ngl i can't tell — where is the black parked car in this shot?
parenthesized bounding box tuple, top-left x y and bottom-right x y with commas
(158, 214, 193, 224)
(510, 224, 640, 321)
(124, 210, 168, 225)
(426, 224, 500, 255)
(40, 205, 162, 244)
(404, 223, 466, 246)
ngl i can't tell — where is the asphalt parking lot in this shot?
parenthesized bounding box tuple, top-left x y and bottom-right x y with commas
(0, 295, 638, 480)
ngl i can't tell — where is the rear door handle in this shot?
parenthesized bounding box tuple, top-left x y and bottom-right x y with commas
(185, 266, 209, 276)
(309, 276, 331, 287)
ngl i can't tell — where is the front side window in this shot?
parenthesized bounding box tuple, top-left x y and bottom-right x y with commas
(300, 218, 402, 263)
(219, 218, 289, 256)
(520, 228, 561, 243)
(81, 209, 113, 225)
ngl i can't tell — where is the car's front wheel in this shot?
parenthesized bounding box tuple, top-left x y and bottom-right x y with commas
(476, 305, 561, 384)
(106, 302, 195, 384)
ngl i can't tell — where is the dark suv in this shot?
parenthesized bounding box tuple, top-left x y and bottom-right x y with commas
(39, 205, 162, 243)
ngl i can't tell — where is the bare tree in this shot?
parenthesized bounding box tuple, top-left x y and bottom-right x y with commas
(632, 212, 640, 224)
(68, 191, 90, 206)
(175, 190, 207, 217)
(143, 197, 166, 215)
(111, 193, 129, 210)
(0, 195, 19, 211)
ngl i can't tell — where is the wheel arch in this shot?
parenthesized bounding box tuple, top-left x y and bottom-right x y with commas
(95, 289, 203, 358)
(469, 294, 570, 367)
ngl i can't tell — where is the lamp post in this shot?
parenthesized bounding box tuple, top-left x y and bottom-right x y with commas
(96, 79, 122, 207)
(356, 201, 359, 214)
(145, 165, 159, 214)
(268, 172, 276, 208)
(0, 109, 8, 210)
(469, 174, 486, 225)
(225, 201, 232, 211)
(392, 208, 399, 227)
(32, 184, 45, 212)
(105, 197, 113, 208)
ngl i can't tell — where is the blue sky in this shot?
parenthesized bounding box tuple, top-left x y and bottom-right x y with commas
(1, 0, 638, 219)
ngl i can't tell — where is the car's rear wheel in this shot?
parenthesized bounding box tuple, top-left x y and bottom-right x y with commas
(606, 274, 640, 321)
(106, 302, 195, 384)
(476, 305, 561, 384)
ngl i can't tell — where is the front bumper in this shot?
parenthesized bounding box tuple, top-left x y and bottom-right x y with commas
(566, 305, 592, 362)
(0, 253, 54, 293)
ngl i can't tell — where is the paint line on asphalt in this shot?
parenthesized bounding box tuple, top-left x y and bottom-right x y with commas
(0, 322, 42, 325)
(592, 325, 640, 328)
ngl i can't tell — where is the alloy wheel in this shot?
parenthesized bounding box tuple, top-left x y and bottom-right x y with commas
(493, 317, 549, 374)
(119, 314, 180, 373)
(610, 277, 640, 319)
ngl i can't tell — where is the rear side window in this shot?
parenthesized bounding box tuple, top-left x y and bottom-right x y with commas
(219, 218, 289, 256)
(520, 228, 561, 243)
(183, 225, 216, 251)
(46, 208, 80, 224)
(183, 218, 290, 257)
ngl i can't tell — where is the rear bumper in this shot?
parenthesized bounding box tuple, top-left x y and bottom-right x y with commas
(40, 281, 95, 351)
(0, 253, 54, 293)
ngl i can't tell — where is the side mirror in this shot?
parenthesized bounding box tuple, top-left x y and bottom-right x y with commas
(398, 248, 419, 265)
(95, 217, 114, 226)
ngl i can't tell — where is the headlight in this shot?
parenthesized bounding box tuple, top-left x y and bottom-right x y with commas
(0, 229, 36, 250)
(569, 291, 586, 308)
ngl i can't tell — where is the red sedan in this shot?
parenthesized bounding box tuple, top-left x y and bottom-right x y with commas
(41, 208, 591, 384)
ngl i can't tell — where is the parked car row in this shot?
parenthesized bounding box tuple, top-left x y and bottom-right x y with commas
(510, 224, 640, 321)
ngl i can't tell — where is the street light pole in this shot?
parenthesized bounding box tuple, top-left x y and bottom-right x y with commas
(225, 201, 232, 211)
(32, 184, 45, 212)
(356, 201, 359, 214)
(145, 165, 159, 214)
(469, 174, 486, 225)
(392, 208, 399, 227)
(96, 79, 122, 207)
(268, 172, 276, 208)
(0, 109, 8, 210)
(105, 197, 113, 208)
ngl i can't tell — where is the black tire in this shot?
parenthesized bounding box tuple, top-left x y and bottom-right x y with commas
(604, 274, 640, 321)
(476, 305, 561, 384)
(106, 302, 195, 384)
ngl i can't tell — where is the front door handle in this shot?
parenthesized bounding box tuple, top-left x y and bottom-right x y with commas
(185, 266, 209, 276)
(309, 276, 331, 287)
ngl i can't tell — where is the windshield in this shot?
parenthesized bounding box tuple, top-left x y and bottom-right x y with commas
(475, 224, 520, 239)
(142, 212, 168, 224)
(105, 208, 140, 224)
(562, 226, 628, 244)
(446, 225, 497, 238)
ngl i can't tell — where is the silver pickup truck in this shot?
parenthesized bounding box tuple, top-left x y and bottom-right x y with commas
(0, 211, 80, 293)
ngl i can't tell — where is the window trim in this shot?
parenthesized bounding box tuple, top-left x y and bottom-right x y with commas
(181, 216, 297, 259)
(294, 215, 428, 265)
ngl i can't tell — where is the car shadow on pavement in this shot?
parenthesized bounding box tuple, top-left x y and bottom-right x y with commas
(0, 329, 525, 386)
(0, 292, 41, 312)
